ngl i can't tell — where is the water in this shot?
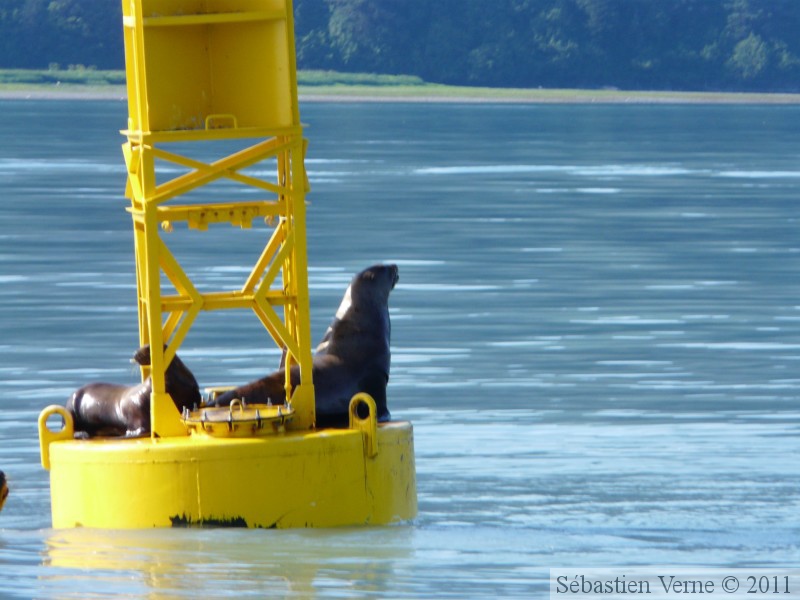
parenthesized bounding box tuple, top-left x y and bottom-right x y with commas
(1, 99, 799, 597)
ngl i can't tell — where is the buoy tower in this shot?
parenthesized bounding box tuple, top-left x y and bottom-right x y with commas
(37, 0, 417, 529)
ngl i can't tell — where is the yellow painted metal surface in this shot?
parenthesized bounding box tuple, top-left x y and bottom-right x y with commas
(121, 0, 314, 434)
(40, 402, 416, 529)
(37, 0, 417, 529)
(122, 0, 296, 136)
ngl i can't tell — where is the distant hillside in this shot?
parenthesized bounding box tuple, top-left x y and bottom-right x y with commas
(1, 0, 798, 92)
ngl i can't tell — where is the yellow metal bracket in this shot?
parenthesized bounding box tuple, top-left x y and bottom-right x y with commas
(205, 114, 238, 130)
(38, 405, 74, 470)
(349, 393, 379, 458)
(157, 200, 284, 231)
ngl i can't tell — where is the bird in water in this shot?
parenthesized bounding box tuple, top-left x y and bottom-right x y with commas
(0, 471, 8, 512)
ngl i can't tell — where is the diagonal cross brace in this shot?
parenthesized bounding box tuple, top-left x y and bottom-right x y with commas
(147, 137, 292, 205)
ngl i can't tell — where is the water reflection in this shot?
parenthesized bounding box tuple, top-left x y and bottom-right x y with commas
(41, 527, 416, 598)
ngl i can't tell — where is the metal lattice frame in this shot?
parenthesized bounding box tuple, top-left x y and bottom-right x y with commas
(120, 0, 315, 435)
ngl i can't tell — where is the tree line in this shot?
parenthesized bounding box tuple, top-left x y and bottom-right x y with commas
(1, 0, 799, 92)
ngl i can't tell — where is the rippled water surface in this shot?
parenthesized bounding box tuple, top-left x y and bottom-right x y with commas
(1, 100, 799, 598)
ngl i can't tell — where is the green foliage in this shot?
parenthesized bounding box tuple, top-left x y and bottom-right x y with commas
(298, 70, 423, 86)
(0, 0, 799, 92)
(0, 0, 122, 70)
(0, 68, 125, 86)
(729, 33, 769, 80)
(292, 0, 800, 91)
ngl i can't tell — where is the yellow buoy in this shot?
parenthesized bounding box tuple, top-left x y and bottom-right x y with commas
(39, 396, 416, 528)
(37, 0, 417, 528)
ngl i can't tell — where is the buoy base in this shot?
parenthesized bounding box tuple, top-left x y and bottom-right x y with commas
(45, 422, 416, 529)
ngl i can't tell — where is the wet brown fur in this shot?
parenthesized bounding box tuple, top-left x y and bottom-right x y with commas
(210, 264, 398, 428)
(65, 345, 201, 438)
(0, 471, 7, 512)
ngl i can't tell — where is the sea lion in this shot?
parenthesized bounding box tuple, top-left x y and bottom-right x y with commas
(65, 345, 201, 438)
(210, 264, 399, 428)
(0, 471, 7, 512)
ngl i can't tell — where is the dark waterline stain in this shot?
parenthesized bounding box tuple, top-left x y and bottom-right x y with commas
(170, 513, 250, 528)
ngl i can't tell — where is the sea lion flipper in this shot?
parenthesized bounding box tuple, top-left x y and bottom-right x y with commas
(125, 427, 148, 438)
(210, 370, 288, 407)
(357, 369, 391, 422)
(208, 389, 234, 407)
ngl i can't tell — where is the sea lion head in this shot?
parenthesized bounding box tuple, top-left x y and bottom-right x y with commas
(132, 345, 153, 366)
(315, 264, 399, 356)
(345, 264, 399, 312)
(130, 344, 178, 368)
(129, 345, 200, 411)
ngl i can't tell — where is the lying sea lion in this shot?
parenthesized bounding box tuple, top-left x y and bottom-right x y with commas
(210, 264, 399, 428)
(0, 471, 7, 512)
(66, 345, 201, 438)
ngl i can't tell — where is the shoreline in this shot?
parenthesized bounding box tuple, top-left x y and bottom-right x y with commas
(2, 85, 800, 104)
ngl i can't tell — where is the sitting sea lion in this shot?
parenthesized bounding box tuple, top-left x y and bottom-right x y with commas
(66, 345, 201, 438)
(210, 264, 399, 428)
(0, 471, 7, 512)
